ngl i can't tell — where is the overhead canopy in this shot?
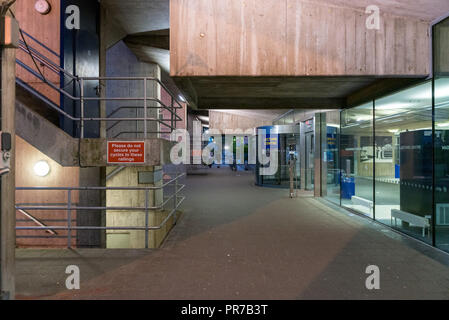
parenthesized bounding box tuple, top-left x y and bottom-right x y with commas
(101, 0, 449, 110)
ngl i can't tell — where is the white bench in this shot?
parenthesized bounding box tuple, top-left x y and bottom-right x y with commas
(391, 209, 430, 237)
(351, 196, 374, 214)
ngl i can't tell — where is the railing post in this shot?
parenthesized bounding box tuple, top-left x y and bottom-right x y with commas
(80, 78, 85, 139)
(171, 95, 174, 133)
(174, 173, 178, 223)
(145, 189, 149, 249)
(67, 190, 72, 248)
(144, 78, 147, 139)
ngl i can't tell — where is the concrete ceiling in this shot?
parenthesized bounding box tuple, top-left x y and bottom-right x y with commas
(101, 0, 169, 35)
(174, 76, 424, 110)
(102, 0, 449, 37)
(310, 0, 449, 21)
(101, 0, 447, 110)
(212, 109, 291, 121)
(124, 29, 170, 74)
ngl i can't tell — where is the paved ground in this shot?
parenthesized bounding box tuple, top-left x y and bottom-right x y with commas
(15, 168, 449, 299)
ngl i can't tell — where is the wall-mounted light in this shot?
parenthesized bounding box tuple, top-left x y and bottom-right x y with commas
(33, 160, 50, 177)
(35, 0, 51, 15)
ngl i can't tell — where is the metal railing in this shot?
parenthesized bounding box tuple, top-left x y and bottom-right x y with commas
(16, 29, 184, 139)
(16, 173, 186, 249)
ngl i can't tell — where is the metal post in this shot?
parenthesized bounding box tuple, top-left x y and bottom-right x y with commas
(174, 174, 178, 223)
(1, 3, 17, 299)
(171, 96, 174, 133)
(144, 190, 149, 249)
(67, 190, 72, 248)
(144, 78, 147, 139)
(80, 78, 85, 139)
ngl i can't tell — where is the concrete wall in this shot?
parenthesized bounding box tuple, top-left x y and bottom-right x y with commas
(15, 0, 61, 105)
(15, 100, 78, 166)
(170, 0, 430, 77)
(106, 41, 161, 139)
(209, 111, 271, 132)
(15, 136, 80, 248)
(160, 88, 187, 140)
(106, 166, 178, 248)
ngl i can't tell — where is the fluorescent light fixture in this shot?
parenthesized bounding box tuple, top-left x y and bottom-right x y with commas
(375, 102, 410, 110)
(178, 95, 186, 103)
(435, 84, 449, 99)
(327, 123, 340, 128)
(388, 129, 399, 133)
(356, 116, 372, 122)
(437, 122, 449, 128)
(33, 160, 50, 177)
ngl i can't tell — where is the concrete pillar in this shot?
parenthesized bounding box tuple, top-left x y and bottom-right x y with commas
(136, 64, 161, 139)
(299, 122, 306, 190)
(106, 41, 161, 139)
(0, 7, 16, 299)
(99, 5, 107, 139)
(106, 166, 176, 249)
(99, 5, 108, 248)
(77, 168, 103, 248)
(314, 113, 327, 197)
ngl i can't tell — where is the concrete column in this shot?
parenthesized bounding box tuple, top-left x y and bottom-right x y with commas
(77, 168, 103, 248)
(98, 5, 108, 248)
(105, 166, 176, 249)
(106, 41, 161, 139)
(314, 113, 327, 197)
(99, 5, 107, 139)
(299, 122, 306, 190)
(0, 8, 16, 299)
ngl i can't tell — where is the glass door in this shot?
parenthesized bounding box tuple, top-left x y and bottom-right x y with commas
(305, 132, 315, 190)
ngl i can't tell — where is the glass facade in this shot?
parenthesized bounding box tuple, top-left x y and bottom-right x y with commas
(340, 102, 374, 218)
(434, 17, 449, 252)
(323, 111, 340, 205)
(318, 16, 449, 252)
(374, 82, 433, 243)
(271, 17, 449, 253)
(255, 125, 301, 188)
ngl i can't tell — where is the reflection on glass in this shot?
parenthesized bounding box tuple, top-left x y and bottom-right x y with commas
(323, 111, 340, 205)
(435, 77, 449, 251)
(374, 81, 432, 244)
(340, 103, 374, 217)
(434, 17, 449, 253)
(255, 126, 300, 188)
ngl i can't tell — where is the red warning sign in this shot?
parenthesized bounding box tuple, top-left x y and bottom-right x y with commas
(107, 141, 145, 164)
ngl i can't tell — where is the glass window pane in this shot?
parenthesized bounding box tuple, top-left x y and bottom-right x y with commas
(340, 102, 374, 218)
(323, 111, 340, 205)
(375, 81, 432, 244)
(435, 77, 449, 251)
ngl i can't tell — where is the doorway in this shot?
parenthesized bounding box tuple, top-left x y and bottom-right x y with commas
(305, 132, 315, 191)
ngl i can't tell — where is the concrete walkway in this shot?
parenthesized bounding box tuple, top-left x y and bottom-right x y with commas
(16, 168, 449, 299)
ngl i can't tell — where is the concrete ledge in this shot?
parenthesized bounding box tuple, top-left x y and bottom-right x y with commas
(16, 101, 79, 166)
(80, 138, 175, 167)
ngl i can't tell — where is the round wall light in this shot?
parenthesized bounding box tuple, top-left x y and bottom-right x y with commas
(33, 160, 51, 177)
(35, 0, 51, 15)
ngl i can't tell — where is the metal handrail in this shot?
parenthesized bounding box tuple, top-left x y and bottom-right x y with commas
(20, 29, 60, 58)
(16, 209, 58, 235)
(16, 29, 184, 139)
(16, 173, 186, 248)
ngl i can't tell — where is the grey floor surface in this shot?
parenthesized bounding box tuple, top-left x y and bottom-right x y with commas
(15, 168, 449, 300)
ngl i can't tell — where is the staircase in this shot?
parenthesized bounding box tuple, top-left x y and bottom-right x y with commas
(16, 30, 182, 139)
(15, 28, 183, 166)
